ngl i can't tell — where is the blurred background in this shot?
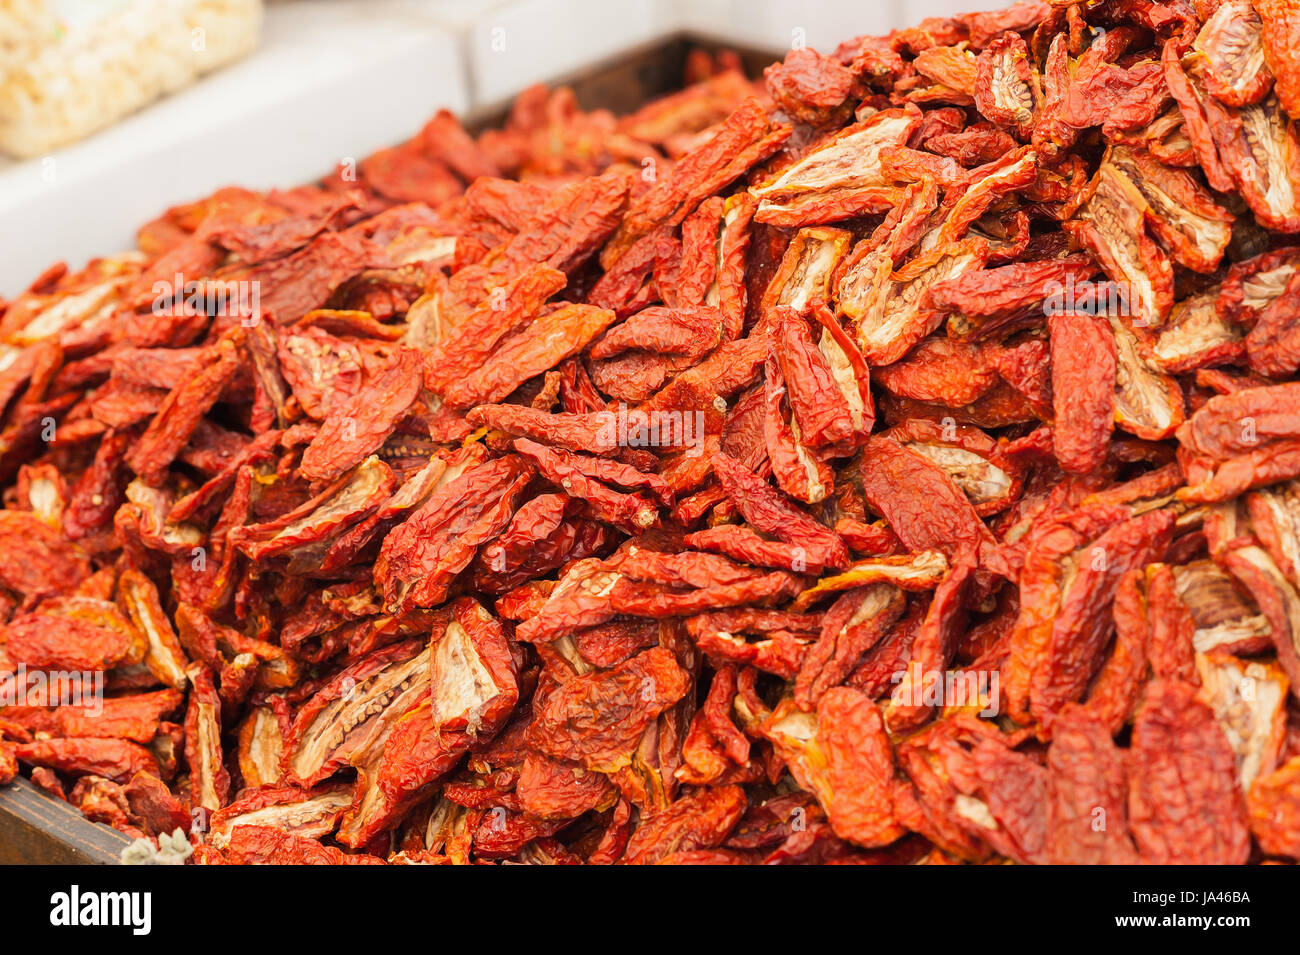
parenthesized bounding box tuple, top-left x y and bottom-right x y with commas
(0, 0, 975, 292)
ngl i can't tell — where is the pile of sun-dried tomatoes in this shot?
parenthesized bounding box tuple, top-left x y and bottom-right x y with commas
(1, 0, 1299, 865)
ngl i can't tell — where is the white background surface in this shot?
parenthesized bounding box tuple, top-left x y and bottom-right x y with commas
(0, 0, 955, 295)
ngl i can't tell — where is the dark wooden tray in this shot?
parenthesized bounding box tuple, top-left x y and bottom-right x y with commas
(0, 29, 781, 867)
(463, 31, 779, 129)
(0, 776, 132, 865)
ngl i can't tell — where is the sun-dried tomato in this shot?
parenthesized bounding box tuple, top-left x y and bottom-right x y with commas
(1000, 503, 1133, 723)
(1247, 755, 1300, 858)
(1078, 569, 1148, 734)
(375, 456, 532, 612)
(339, 599, 518, 846)
(527, 647, 691, 773)
(859, 436, 995, 562)
(913, 47, 977, 100)
(4, 598, 143, 672)
(513, 437, 662, 532)
(1255, 0, 1300, 118)
(886, 555, 978, 731)
(444, 304, 616, 409)
(1127, 678, 1251, 864)
(1046, 706, 1139, 864)
(9, 739, 159, 794)
(218, 825, 384, 865)
(3, 2, 1300, 867)
(749, 107, 916, 226)
(847, 598, 925, 699)
(281, 638, 431, 786)
(974, 31, 1038, 134)
(1176, 382, 1300, 501)
(711, 451, 849, 569)
(208, 784, 351, 849)
(893, 716, 1009, 861)
(1030, 511, 1176, 729)
(795, 583, 905, 708)
(764, 688, 905, 847)
(0, 510, 90, 599)
(874, 337, 999, 408)
(606, 98, 789, 264)
(123, 332, 244, 485)
(1049, 311, 1117, 475)
(1244, 269, 1300, 376)
(762, 347, 834, 504)
(962, 0, 1050, 49)
(515, 750, 615, 820)
(791, 550, 949, 612)
(614, 784, 745, 864)
(765, 47, 857, 126)
(684, 524, 826, 575)
(1191, 81, 1300, 232)
(684, 608, 818, 679)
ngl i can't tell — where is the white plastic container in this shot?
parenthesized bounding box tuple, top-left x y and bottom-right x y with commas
(0, 0, 264, 158)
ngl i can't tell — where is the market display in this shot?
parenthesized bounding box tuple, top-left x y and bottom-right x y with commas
(2, 0, 1300, 865)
